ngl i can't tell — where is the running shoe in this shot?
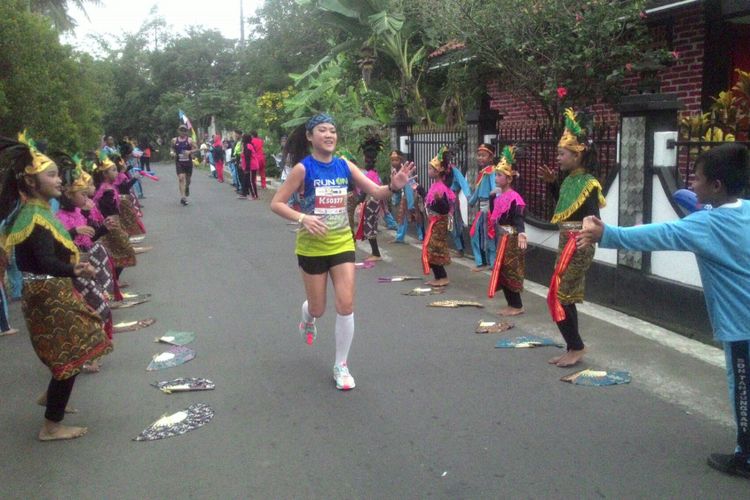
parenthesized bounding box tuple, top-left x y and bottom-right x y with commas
(298, 321, 317, 345)
(180, 198, 188, 206)
(333, 363, 355, 390)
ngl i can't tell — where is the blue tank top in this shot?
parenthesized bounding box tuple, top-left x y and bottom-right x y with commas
(295, 155, 355, 256)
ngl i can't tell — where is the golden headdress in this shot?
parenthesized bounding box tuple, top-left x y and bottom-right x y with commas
(494, 145, 518, 177)
(428, 146, 450, 173)
(96, 150, 117, 172)
(558, 108, 587, 153)
(69, 155, 91, 192)
(17, 131, 55, 175)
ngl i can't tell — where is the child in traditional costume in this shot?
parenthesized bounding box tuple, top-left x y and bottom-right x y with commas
(270, 114, 414, 391)
(93, 155, 137, 277)
(390, 150, 425, 243)
(53, 153, 116, 345)
(578, 143, 750, 480)
(112, 152, 146, 237)
(421, 147, 456, 287)
(487, 146, 527, 316)
(538, 109, 606, 367)
(469, 143, 497, 271)
(355, 151, 384, 262)
(0, 134, 112, 441)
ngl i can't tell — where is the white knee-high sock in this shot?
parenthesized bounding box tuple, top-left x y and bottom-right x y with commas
(334, 313, 354, 366)
(301, 300, 315, 323)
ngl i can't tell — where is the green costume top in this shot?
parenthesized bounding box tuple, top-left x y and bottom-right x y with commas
(550, 169, 606, 224)
(4, 199, 79, 262)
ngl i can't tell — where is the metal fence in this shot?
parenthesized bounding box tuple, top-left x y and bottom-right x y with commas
(668, 122, 750, 189)
(406, 125, 468, 187)
(496, 124, 619, 224)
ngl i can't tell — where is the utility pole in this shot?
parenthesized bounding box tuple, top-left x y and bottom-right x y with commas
(239, 0, 245, 45)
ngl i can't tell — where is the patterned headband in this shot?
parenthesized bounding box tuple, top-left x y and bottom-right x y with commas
(306, 114, 335, 132)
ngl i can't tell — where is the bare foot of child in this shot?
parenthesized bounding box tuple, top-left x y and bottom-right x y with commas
(82, 360, 101, 373)
(555, 349, 586, 367)
(548, 354, 565, 365)
(38, 421, 88, 441)
(364, 255, 382, 262)
(498, 307, 524, 316)
(471, 266, 487, 273)
(424, 279, 450, 287)
(0, 328, 18, 336)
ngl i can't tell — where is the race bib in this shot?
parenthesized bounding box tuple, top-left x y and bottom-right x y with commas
(178, 152, 190, 162)
(314, 186, 346, 215)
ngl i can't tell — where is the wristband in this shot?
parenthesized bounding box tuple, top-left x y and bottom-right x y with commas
(297, 214, 305, 224)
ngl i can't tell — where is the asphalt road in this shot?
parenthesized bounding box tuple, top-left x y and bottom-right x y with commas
(0, 163, 747, 498)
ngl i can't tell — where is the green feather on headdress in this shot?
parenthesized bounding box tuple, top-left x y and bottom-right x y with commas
(501, 145, 516, 166)
(564, 108, 583, 137)
(437, 145, 449, 163)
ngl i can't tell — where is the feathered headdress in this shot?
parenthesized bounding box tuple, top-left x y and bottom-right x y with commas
(17, 131, 55, 175)
(69, 154, 91, 192)
(558, 108, 587, 153)
(494, 146, 518, 177)
(429, 146, 450, 173)
(96, 150, 116, 172)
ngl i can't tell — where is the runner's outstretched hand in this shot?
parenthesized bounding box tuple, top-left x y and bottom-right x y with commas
(390, 161, 417, 191)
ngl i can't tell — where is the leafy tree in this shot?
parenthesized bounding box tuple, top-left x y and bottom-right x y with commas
(27, 0, 102, 32)
(414, 0, 662, 127)
(0, 0, 109, 151)
(299, 0, 430, 122)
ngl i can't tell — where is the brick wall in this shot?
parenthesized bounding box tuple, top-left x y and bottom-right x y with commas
(488, 5, 705, 127)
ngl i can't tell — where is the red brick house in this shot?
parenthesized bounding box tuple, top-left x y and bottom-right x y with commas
(487, 0, 750, 126)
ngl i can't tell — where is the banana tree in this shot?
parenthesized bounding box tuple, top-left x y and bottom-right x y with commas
(297, 0, 429, 122)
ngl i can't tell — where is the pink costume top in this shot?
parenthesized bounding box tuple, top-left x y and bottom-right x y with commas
(425, 180, 456, 210)
(490, 189, 526, 225)
(56, 207, 94, 250)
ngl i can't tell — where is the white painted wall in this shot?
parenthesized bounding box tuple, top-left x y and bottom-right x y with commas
(594, 173, 619, 265)
(525, 169, 702, 289)
(649, 173, 703, 287)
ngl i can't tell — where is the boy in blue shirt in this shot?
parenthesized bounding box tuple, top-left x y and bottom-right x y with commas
(578, 143, 750, 479)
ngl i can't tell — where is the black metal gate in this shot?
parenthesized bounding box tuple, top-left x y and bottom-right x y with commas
(406, 124, 467, 187)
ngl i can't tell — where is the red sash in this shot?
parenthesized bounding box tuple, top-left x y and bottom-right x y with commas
(546, 232, 578, 322)
(354, 202, 366, 240)
(469, 211, 481, 237)
(487, 234, 509, 298)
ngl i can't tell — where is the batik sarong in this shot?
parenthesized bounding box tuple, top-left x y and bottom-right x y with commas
(100, 221, 136, 268)
(550, 225, 595, 311)
(119, 195, 146, 236)
(488, 231, 525, 297)
(422, 215, 451, 274)
(22, 277, 112, 380)
(87, 241, 115, 296)
(359, 198, 380, 240)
